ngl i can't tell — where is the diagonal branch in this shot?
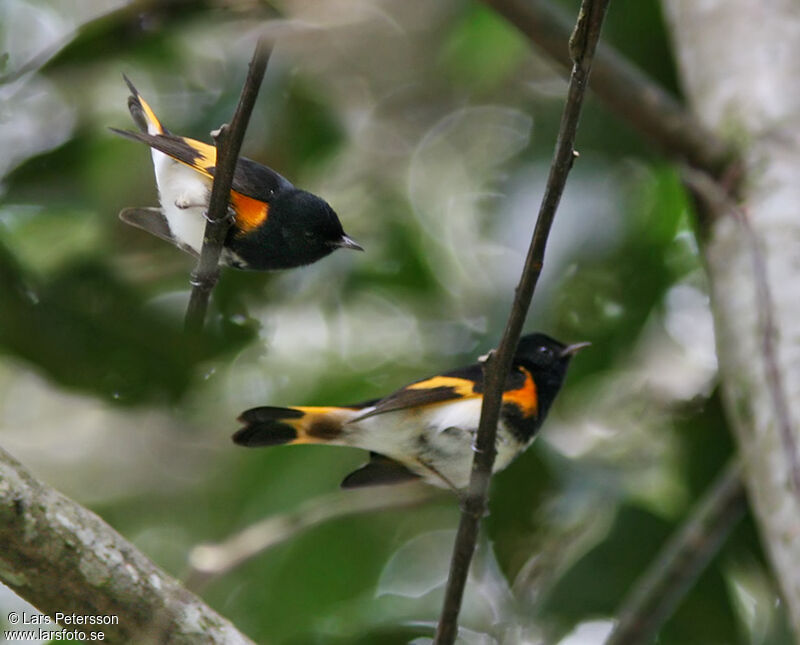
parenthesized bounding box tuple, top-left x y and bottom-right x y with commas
(433, 2, 611, 643)
(0, 444, 253, 644)
(185, 484, 439, 591)
(607, 458, 747, 645)
(482, 0, 735, 175)
(184, 39, 271, 332)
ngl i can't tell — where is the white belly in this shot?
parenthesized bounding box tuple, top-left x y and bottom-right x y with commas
(150, 147, 211, 255)
(345, 399, 526, 489)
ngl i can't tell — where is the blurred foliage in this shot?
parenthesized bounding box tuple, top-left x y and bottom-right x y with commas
(0, 1, 793, 644)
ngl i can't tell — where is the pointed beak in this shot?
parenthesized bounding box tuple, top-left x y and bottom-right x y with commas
(560, 341, 591, 358)
(333, 234, 364, 251)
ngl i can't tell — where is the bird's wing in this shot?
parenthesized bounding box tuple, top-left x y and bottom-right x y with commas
(118, 207, 199, 257)
(340, 452, 421, 488)
(350, 361, 537, 422)
(350, 364, 485, 422)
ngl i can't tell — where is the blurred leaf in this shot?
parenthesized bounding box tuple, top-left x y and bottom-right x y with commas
(41, 0, 216, 73)
(487, 445, 558, 579)
(377, 529, 455, 599)
(0, 238, 247, 404)
(4, 132, 105, 206)
(541, 503, 739, 644)
(271, 78, 346, 172)
(0, 206, 102, 275)
(595, 0, 681, 95)
(551, 165, 694, 376)
(439, 3, 528, 93)
(344, 207, 441, 296)
(285, 625, 432, 645)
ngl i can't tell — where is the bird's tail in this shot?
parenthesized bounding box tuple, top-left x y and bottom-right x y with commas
(122, 74, 165, 135)
(233, 406, 359, 447)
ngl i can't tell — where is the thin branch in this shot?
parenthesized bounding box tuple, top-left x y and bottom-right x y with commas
(606, 459, 747, 645)
(185, 484, 439, 591)
(433, 2, 611, 643)
(481, 0, 735, 176)
(184, 39, 271, 332)
(0, 445, 253, 644)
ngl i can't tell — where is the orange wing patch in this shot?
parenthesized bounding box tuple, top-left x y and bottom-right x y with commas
(407, 376, 479, 398)
(231, 191, 269, 233)
(179, 136, 217, 177)
(502, 367, 538, 417)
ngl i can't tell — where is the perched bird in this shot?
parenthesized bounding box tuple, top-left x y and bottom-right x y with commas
(111, 75, 362, 270)
(234, 333, 588, 490)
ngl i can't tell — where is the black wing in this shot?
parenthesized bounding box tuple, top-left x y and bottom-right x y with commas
(118, 207, 199, 257)
(351, 363, 485, 421)
(109, 128, 293, 202)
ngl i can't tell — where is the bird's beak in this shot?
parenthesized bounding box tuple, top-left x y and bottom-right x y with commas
(560, 341, 591, 358)
(334, 234, 364, 251)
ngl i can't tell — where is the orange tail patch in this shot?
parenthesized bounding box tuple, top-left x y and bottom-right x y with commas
(233, 406, 352, 447)
(123, 74, 164, 134)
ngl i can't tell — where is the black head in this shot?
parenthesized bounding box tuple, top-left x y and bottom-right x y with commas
(232, 189, 362, 270)
(514, 332, 589, 418)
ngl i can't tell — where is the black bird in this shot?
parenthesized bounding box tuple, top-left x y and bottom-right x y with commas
(234, 333, 588, 490)
(111, 76, 362, 270)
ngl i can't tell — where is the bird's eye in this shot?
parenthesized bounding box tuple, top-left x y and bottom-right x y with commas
(537, 346, 554, 360)
(303, 230, 316, 240)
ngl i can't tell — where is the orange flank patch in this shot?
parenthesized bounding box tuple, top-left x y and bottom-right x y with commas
(231, 191, 269, 233)
(502, 367, 538, 417)
(407, 376, 478, 398)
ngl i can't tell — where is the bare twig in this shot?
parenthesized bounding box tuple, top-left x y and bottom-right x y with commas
(433, 2, 611, 643)
(184, 39, 271, 332)
(481, 0, 735, 176)
(682, 167, 800, 499)
(185, 484, 439, 590)
(0, 445, 253, 644)
(606, 459, 747, 645)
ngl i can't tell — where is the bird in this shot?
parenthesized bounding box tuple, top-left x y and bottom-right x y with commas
(233, 333, 588, 490)
(110, 75, 363, 270)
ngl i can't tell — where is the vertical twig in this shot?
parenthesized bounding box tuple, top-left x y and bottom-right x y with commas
(433, 1, 611, 643)
(607, 459, 747, 645)
(184, 39, 271, 332)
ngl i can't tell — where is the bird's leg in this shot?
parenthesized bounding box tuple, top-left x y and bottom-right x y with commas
(414, 458, 460, 493)
(174, 195, 207, 210)
(201, 203, 236, 224)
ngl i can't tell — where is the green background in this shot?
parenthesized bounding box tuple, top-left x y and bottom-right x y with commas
(0, 0, 791, 643)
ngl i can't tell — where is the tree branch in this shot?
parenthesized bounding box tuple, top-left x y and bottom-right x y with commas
(681, 167, 800, 498)
(661, 1, 800, 633)
(185, 484, 439, 591)
(0, 445, 253, 644)
(184, 39, 271, 332)
(606, 459, 747, 645)
(433, 2, 611, 643)
(481, 0, 735, 176)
